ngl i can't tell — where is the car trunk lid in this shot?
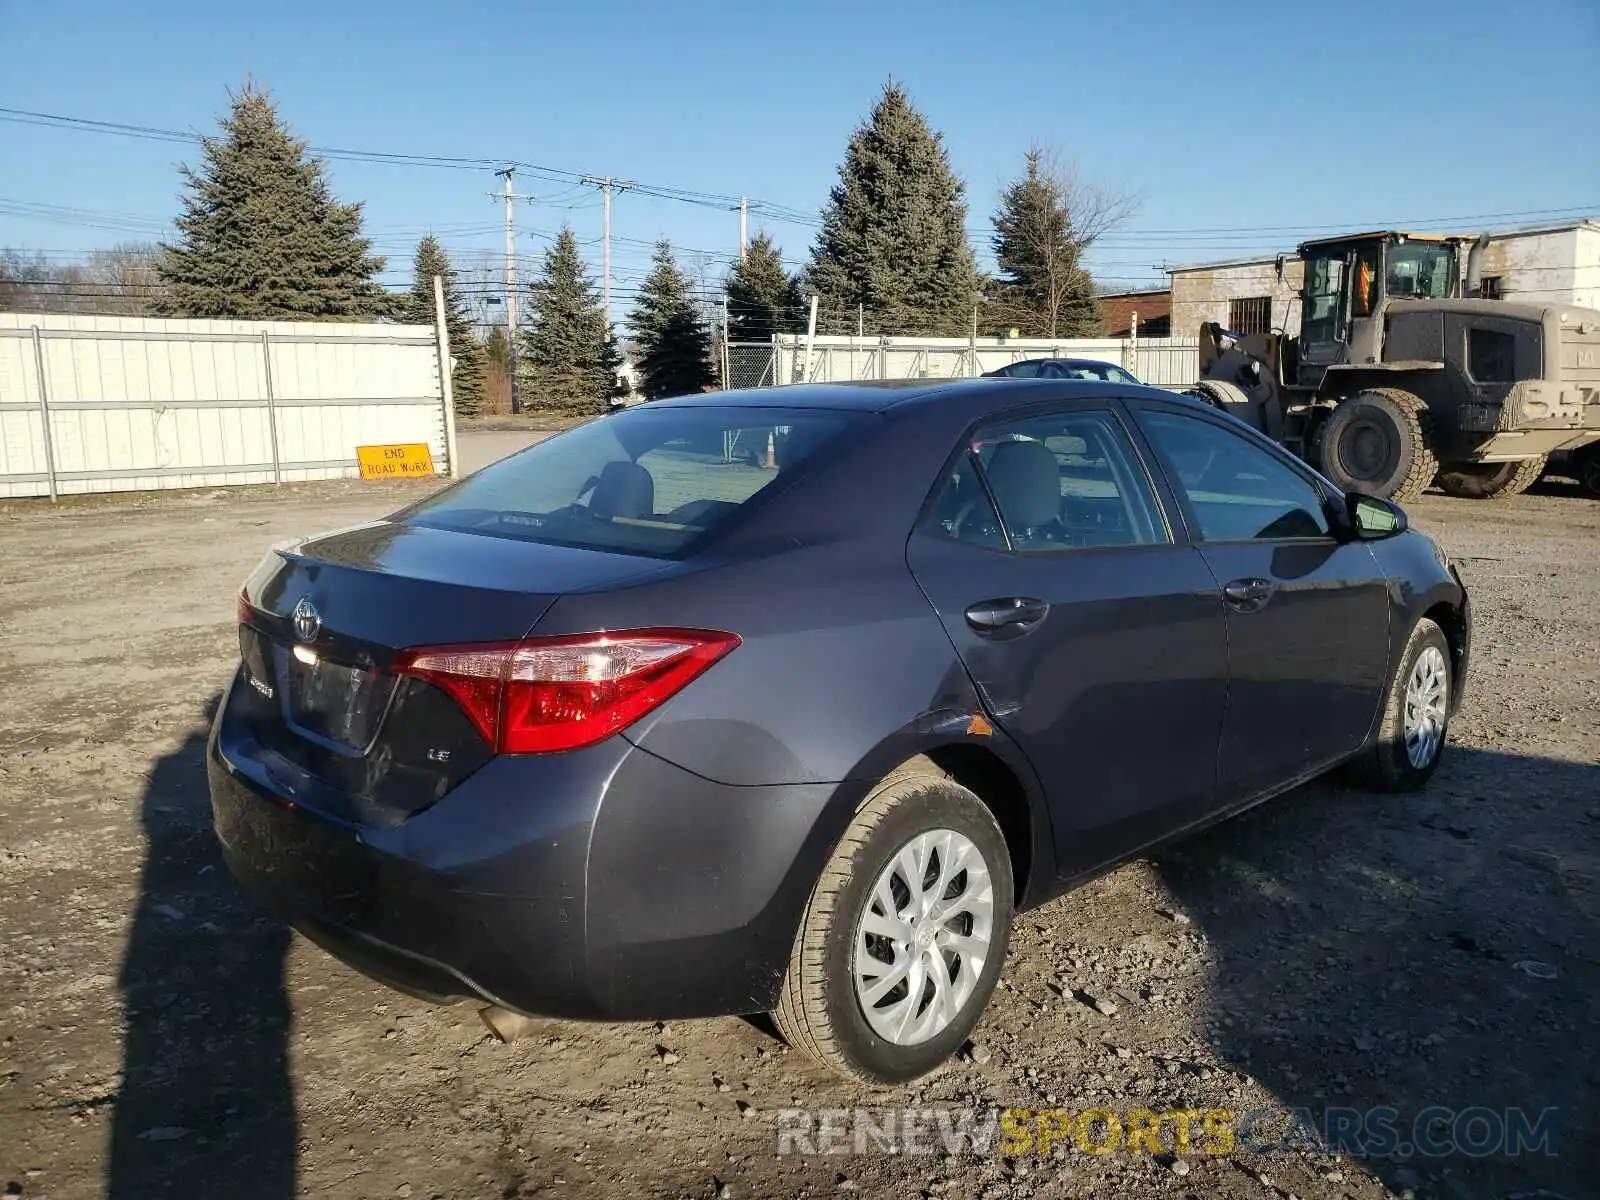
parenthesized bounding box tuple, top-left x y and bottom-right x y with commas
(225, 520, 670, 822)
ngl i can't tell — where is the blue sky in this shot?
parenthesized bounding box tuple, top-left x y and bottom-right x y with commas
(3, 0, 1597, 320)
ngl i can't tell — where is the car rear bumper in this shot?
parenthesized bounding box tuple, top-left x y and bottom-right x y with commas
(208, 680, 841, 1020)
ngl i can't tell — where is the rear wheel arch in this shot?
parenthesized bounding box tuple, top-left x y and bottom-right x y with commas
(920, 744, 1038, 908)
(828, 734, 1050, 910)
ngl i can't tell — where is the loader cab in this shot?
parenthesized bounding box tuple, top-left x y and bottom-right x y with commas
(1296, 232, 1462, 385)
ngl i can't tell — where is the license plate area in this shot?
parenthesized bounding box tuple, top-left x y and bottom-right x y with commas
(275, 642, 398, 755)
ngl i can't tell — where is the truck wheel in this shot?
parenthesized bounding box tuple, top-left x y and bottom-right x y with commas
(773, 760, 1014, 1084)
(1435, 457, 1546, 499)
(1318, 388, 1437, 502)
(1577, 445, 1600, 497)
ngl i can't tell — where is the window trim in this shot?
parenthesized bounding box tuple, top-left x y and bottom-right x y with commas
(914, 400, 1182, 556)
(1126, 398, 1340, 547)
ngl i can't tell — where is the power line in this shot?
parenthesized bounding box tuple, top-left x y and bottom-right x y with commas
(0, 103, 824, 231)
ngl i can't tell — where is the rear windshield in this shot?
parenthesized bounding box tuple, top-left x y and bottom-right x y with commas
(404, 405, 859, 557)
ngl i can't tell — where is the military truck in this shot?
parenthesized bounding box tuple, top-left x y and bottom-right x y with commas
(1191, 230, 1600, 500)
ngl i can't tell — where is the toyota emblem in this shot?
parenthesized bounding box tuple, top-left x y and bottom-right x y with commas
(292, 597, 321, 643)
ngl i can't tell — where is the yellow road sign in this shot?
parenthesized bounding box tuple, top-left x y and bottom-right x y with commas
(357, 443, 436, 480)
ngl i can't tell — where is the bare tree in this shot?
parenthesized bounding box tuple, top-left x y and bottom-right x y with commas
(0, 243, 167, 315)
(88, 245, 166, 313)
(454, 247, 509, 336)
(991, 146, 1139, 338)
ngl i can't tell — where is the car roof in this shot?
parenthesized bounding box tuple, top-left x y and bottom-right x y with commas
(646, 378, 1176, 416)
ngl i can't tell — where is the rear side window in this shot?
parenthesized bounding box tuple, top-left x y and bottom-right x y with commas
(406, 407, 856, 557)
(927, 410, 1167, 551)
(1139, 409, 1330, 542)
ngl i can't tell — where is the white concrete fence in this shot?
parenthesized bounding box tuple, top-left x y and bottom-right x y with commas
(0, 312, 454, 499)
(727, 335, 1201, 392)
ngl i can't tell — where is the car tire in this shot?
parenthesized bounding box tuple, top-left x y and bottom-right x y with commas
(1346, 617, 1453, 792)
(772, 759, 1014, 1085)
(1435, 456, 1546, 499)
(1318, 388, 1437, 502)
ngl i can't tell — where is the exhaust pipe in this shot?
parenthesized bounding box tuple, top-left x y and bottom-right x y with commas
(1464, 233, 1491, 298)
(479, 1005, 539, 1043)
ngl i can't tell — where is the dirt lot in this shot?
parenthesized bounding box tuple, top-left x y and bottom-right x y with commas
(1, 478, 1597, 1200)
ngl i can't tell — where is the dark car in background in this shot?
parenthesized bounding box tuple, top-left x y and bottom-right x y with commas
(984, 357, 1142, 384)
(210, 379, 1470, 1083)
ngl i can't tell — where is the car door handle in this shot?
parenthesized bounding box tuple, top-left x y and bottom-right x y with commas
(964, 597, 1049, 633)
(1222, 577, 1275, 612)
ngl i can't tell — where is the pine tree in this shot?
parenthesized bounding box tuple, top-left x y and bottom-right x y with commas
(520, 227, 622, 416)
(157, 85, 388, 319)
(403, 235, 484, 416)
(726, 232, 801, 341)
(805, 83, 979, 337)
(991, 148, 1105, 338)
(483, 324, 511, 373)
(629, 240, 714, 399)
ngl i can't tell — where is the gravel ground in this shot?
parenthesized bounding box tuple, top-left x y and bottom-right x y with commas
(0, 478, 1596, 1200)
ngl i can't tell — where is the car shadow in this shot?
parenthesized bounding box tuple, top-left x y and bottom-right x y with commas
(1151, 746, 1599, 1197)
(107, 696, 296, 1200)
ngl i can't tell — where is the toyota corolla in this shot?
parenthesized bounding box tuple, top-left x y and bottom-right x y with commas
(210, 379, 1469, 1083)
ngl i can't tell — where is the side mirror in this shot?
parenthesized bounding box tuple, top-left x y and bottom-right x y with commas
(1346, 492, 1408, 539)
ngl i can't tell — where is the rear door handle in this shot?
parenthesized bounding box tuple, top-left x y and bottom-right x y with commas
(1222, 577, 1275, 612)
(964, 597, 1049, 633)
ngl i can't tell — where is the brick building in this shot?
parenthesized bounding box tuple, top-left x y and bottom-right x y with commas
(1096, 288, 1171, 337)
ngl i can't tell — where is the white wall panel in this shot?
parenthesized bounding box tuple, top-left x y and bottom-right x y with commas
(0, 314, 446, 498)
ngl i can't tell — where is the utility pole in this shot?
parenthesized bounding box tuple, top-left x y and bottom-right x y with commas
(493, 167, 518, 413)
(739, 197, 748, 263)
(582, 175, 633, 331)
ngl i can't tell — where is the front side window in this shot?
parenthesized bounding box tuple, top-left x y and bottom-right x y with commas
(1139, 410, 1331, 542)
(928, 410, 1167, 551)
(405, 406, 856, 557)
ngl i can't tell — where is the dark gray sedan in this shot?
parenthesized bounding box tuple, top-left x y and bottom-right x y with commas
(984, 357, 1142, 384)
(210, 379, 1469, 1084)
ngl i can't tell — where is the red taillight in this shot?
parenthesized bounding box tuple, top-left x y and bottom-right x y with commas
(393, 628, 740, 754)
(237, 589, 253, 625)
